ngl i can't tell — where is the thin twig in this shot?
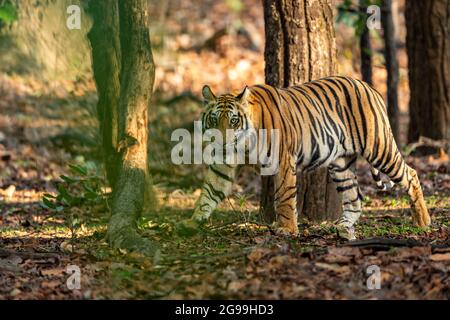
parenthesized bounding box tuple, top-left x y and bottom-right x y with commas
(404, 136, 449, 156)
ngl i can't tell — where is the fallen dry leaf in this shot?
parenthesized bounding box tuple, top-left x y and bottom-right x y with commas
(41, 280, 61, 289)
(247, 247, 270, 262)
(228, 280, 247, 293)
(315, 262, 351, 275)
(429, 253, 450, 261)
(41, 267, 65, 276)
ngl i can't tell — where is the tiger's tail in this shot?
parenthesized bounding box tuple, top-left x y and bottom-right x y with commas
(370, 167, 395, 191)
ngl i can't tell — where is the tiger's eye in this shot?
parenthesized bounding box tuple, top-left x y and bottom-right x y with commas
(230, 117, 239, 127)
(209, 115, 217, 127)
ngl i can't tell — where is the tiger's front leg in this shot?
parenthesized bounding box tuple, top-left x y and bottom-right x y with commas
(274, 155, 299, 236)
(177, 164, 237, 236)
(192, 164, 237, 221)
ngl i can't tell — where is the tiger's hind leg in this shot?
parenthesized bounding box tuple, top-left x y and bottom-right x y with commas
(379, 161, 431, 227)
(403, 165, 431, 227)
(370, 167, 394, 191)
(365, 132, 431, 227)
(329, 156, 361, 240)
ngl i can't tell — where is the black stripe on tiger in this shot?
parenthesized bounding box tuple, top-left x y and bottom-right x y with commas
(210, 165, 234, 182)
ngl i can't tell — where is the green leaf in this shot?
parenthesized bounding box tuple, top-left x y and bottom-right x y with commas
(354, 14, 368, 37)
(57, 185, 74, 205)
(60, 175, 77, 184)
(41, 197, 56, 210)
(69, 164, 88, 176)
(0, 3, 17, 23)
(84, 191, 98, 200)
(82, 183, 96, 194)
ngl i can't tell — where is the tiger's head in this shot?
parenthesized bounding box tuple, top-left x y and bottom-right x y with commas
(200, 85, 253, 140)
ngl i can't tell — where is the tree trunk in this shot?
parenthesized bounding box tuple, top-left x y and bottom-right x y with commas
(382, 0, 400, 144)
(87, 0, 121, 188)
(88, 0, 157, 254)
(359, 1, 373, 86)
(406, 0, 450, 143)
(261, 0, 341, 223)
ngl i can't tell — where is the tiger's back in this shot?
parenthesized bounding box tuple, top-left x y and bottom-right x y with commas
(249, 76, 394, 172)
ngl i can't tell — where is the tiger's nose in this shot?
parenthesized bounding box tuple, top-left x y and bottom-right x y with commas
(218, 117, 230, 129)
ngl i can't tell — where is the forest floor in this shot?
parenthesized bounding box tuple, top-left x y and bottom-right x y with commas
(0, 75, 449, 300)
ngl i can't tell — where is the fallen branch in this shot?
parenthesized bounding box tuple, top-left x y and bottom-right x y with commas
(341, 237, 448, 250)
(404, 136, 450, 156)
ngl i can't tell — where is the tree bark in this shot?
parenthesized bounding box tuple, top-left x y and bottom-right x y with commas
(261, 0, 341, 223)
(406, 0, 450, 143)
(359, 1, 373, 86)
(88, 0, 157, 254)
(382, 0, 400, 144)
(87, 0, 121, 188)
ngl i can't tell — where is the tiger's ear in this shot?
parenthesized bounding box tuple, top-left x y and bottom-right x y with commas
(236, 86, 250, 104)
(202, 85, 216, 103)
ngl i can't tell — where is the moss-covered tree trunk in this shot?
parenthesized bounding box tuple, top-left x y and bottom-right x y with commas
(261, 0, 341, 223)
(88, 0, 157, 254)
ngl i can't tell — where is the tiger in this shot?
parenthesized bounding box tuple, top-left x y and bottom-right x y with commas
(177, 76, 431, 240)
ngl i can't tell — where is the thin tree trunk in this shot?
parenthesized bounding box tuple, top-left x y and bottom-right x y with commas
(382, 0, 400, 143)
(359, 1, 372, 86)
(261, 0, 341, 223)
(88, 0, 157, 254)
(406, 0, 450, 143)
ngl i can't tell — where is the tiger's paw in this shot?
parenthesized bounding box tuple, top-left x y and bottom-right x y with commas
(412, 208, 431, 228)
(274, 225, 299, 237)
(336, 224, 356, 241)
(412, 216, 431, 228)
(176, 218, 202, 237)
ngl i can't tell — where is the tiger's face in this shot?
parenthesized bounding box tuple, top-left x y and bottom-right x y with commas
(200, 85, 252, 141)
